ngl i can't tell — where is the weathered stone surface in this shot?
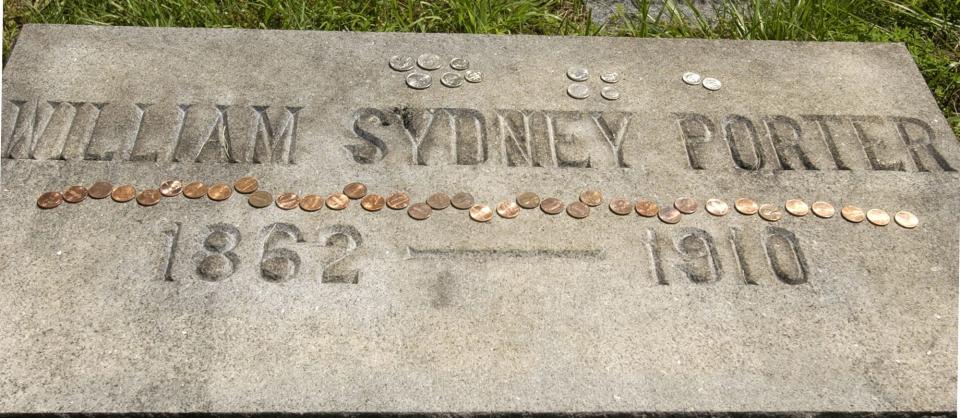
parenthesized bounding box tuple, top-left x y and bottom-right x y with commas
(1, 24, 957, 413)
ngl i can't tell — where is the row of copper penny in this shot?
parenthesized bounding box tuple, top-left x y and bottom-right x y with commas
(34, 177, 920, 229)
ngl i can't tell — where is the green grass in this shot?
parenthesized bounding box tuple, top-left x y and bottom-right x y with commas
(3, 0, 958, 135)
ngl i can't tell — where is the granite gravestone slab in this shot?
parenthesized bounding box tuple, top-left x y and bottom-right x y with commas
(1, 24, 957, 413)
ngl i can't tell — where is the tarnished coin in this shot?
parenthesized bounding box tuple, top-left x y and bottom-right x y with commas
(451, 192, 474, 210)
(866, 209, 890, 226)
(758, 204, 782, 222)
(567, 83, 590, 99)
(389, 55, 415, 72)
(111, 185, 136, 203)
(417, 53, 442, 70)
(609, 198, 632, 215)
(579, 190, 603, 207)
(635, 199, 659, 217)
(705, 198, 729, 216)
(540, 197, 564, 215)
(567, 67, 589, 82)
(299, 194, 324, 212)
(784, 199, 810, 217)
(600, 86, 620, 101)
(405, 72, 432, 89)
(361, 194, 385, 212)
(137, 189, 161, 206)
(426, 192, 451, 210)
(63, 186, 88, 203)
(234, 176, 259, 194)
(275, 192, 300, 210)
(440, 72, 464, 88)
(497, 201, 521, 219)
(408, 202, 432, 220)
(682, 72, 702, 85)
(469, 204, 493, 222)
(343, 182, 368, 199)
(516, 192, 541, 209)
(841, 205, 865, 223)
(600, 72, 620, 83)
(811, 201, 835, 218)
(88, 181, 113, 199)
(702, 77, 722, 91)
(159, 180, 183, 197)
(735, 198, 759, 215)
(674, 197, 698, 214)
(326, 192, 350, 210)
(450, 57, 469, 70)
(248, 191, 273, 208)
(37, 191, 63, 209)
(658, 207, 682, 224)
(464, 70, 483, 83)
(386, 192, 411, 210)
(567, 201, 590, 219)
(183, 181, 207, 199)
(207, 183, 232, 201)
(894, 211, 919, 229)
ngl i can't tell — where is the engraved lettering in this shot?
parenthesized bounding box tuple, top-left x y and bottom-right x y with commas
(763, 226, 808, 285)
(249, 106, 302, 164)
(723, 114, 765, 170)
(318, 225, 363, 284)
(193, 224, 241, 282)
(591, 112, 631, 168)
(850, 116, 904, 171)
(674, 228, 722, 283)
(764, 115, 818, 170)
(347, 107, 391, 164)
(258, 223, 304, 282)
(802, 115, 851, 170)
(890, 116, 955, 172)
(675, 112, 716, 170)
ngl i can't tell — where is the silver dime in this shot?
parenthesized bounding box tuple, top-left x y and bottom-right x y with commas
(682, 71, 702, 85)
(405, 72, 432, 89)
(440, 72, 464, 88)
(464, 70, 483, 83)
(450, 57, 469, 70)
(567, 83, 590, 99)
(417, 53, 442, 70)
(702, 77, 722, 91)
(567, 66, 589, 82)
(600, 72, 620, 83)
(388, 55, 415, 72)
(600, 86, 620, 100)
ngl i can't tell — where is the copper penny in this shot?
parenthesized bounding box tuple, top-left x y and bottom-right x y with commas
(326, 192, 349, 210)
(841, 205, 865, 223)
(361, 194, 386, 211)
(674, 197, 698, 214)
(183, 181, 207, 199)
(469, 204, 494, 222)
(894, 211, 919, 229)
(516, 192, 541, 209)
(608, 198, 632, 215)
(540, 197, 564, 215)
(496, 201, 521, 219)
(386, 192, 410, 210)
(207, 183, 232, 201)
(426, 192, 451, 210)
(343, 182, 368, 199)
(450, 192, 475, 210)
(866, 208, 890, 226)
(579, 190, 603, 207)
(111, 185, 136, 203)
(408, 202, 432, 220)
(758, 204, 782, 222)
(735, 198, 759, 215)
(784, 199, 810, 217)
(658, 207, 682, 224)
(248, 191, 273, 208)
(37, 191, 63, 209)
(811, 201, 835, 218)
(234, 176, 259, 194)
(704, 198, 729, 216)
(88, 181, 113, 199)
(63, 186, 88, 203)
(635, 200, 659, 217)
(299, 194, 324, 212)
(159, 180, 183, 197)
(136, 189, 162, 206)
(275, 192, 300, 210)
(567, 201, 590, 219)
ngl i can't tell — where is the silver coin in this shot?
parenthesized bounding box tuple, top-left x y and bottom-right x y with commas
(388, 55, 415, 72)
(417, 53, 442, 70)
(600, 86, 620, 100)
(405, 72, 432, 89)
(464, 70, 483, 83)
(567, 83, 590, 99)
(440, 72, 464, 88)
(450, 57, 469, 70)
(567, 67, 589, 82)
(702, 77, 722, 91)
(682, 71, 702, 85)
(600, 72, 620, 83)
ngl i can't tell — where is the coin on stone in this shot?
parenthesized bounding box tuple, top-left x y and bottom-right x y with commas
(386, 192, 411, 210)
(635, 199, 659, 217)
(111, 185, 136, 203)
(674, 197, 698, 214)
(426, 192, 451, 210)
(497, 201, 521, 219)
(469, 204, 493, 222)
(600, 72, 620, 83)
(682, 72, 702, 85)
(567, 83, 590, 99)
(275, 192, 300, 210)
(567, 201, 590, 219)
(540, 197, 564, 215)
(579, 190, 603, 207)
(600, 86, 620, 101)
(567, 67, 589, 82)
(207, 183, 232, 201)
(702, 77, 722, 91)
(137, 189, 161, 206)
(464, 70, 483, 83)
(451, 192, 474, 210)
(441, 72, 464, 88)
(758, 204, 782, 222)
(408, 202, 432, 220)
(705, 198, 729, 216)
(326, 192, 349, 210)
(417, 53, 442, 70)
(405, 72, 432, 89)
(159, 180, 183, 197)
(516, 192, 541, 209)
(88, 181, 113, 199)
(361, 194, 385, 212)
(841, 205, 865, 223)
(37, 191, 63, 209)
(866, 208, 890, 226)
(811, 201, 835, 218)
(343, 182, 367, 199)
(299, 194, 324, 212)
(389, 55, 415, 72)
(894, 211, 919, 229)
(248, 190, 273, 208)
(735, 198, 759, 215)
(450, 57, 469, 70)
(609, 198, 632, 215)
(234, 176, 259, 194)
(658, 207, 681, 224)
(183, 181, 207, 199)
(63, 186, 88, 203)
(784, 199, 810, 217)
